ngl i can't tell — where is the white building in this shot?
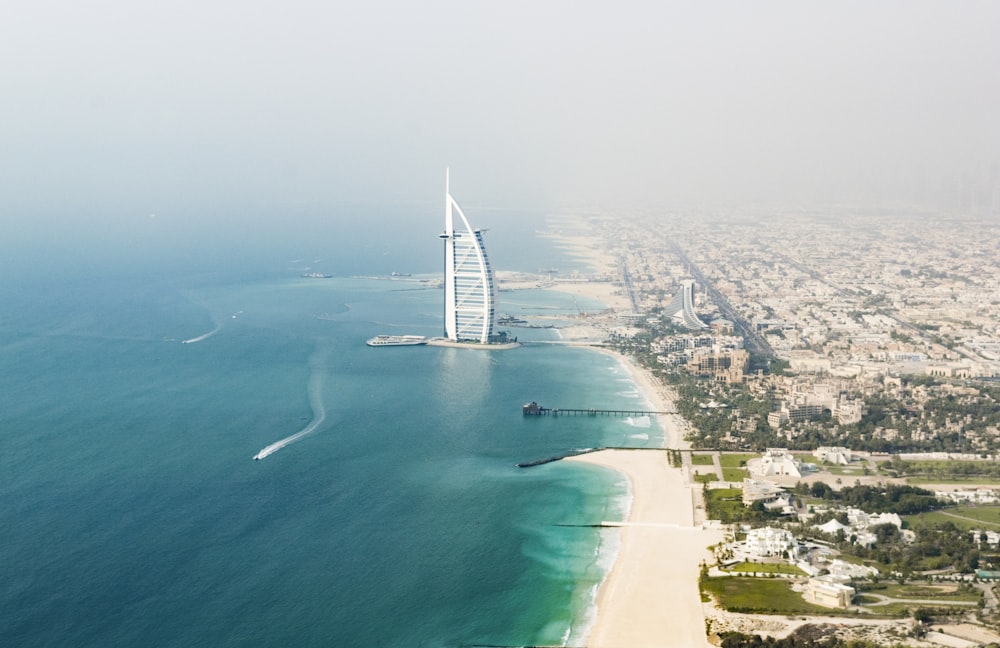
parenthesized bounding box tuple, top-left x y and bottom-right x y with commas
(815, 519, 850, 535)
(744, 526, 796, 557)
(937, 489, 1000, 504)
(804, 577, 855, 608)
(846, 508, 902, 530)
(742, 478, 787, 508)
(827, 559, 879, 581)
(441, 171, 498, 343)
(755, 448, 803, 478)
(815, 446, 853, 465)
(972, 530, 1000, 548)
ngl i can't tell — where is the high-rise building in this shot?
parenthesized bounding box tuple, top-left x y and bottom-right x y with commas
(440, 171, 498, 343)
(663, 279, 708, 329)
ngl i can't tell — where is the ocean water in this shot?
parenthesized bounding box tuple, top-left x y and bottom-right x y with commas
(0, 204, 660, 647)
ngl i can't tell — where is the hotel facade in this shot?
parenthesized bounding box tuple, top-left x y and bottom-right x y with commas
(440, 172, 498, 343)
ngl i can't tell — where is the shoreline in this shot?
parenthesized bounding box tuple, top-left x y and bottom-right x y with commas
(566, 449, 723, 647)
(538, 223, 715, 647)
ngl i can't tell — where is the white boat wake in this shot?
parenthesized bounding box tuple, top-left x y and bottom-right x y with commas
(181, 324, 222, 344)
(253, 356, 327, 460)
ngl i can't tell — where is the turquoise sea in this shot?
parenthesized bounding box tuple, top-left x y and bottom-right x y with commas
(0, 203, 662, 647)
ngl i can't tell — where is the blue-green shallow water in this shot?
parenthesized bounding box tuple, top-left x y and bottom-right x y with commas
(0, 210, 658, 647)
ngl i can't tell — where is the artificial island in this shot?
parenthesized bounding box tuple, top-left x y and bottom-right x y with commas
(367, 171, 518, 349)
(370, 176, 1000, 646)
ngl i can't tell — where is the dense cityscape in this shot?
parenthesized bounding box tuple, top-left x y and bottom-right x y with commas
(536, 204, 1000, 646)
(602, 206, 1000, 454)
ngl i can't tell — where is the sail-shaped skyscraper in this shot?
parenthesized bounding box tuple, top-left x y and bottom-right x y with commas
(663, 279, 708, 329)
(439, 171, 498, 343)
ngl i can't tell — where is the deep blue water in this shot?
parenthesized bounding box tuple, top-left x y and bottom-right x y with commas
(0, 204, 659, 647)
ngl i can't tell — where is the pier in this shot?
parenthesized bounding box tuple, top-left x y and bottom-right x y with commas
(522, 401, 675, 417)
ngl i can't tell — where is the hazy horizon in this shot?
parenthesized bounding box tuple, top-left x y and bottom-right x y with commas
(2, 1, 998, 217)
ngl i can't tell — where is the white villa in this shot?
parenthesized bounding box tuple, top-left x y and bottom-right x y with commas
(828, 559, 879, 581)
(815, 446, 853, 465)
(744, 526, 796, 558)
(814, 508, 903, 546)
(741, 478, 786, 507)
(937, 489, 1000, 504)
(754, 448, 804, 478)
(816, 519, 850, 535)
(848, 509, 902, 530)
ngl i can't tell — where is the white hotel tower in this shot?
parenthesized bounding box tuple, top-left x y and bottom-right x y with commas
(439, 171, 498, 343)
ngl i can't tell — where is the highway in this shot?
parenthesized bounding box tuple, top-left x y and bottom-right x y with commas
(669, 242, 776, 359)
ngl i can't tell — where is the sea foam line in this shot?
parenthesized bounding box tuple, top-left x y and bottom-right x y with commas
(253, 352, 327, 460)
(570, 507, 628, 646)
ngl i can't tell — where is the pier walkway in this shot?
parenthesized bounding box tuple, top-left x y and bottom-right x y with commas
(522, 401, 674, 417)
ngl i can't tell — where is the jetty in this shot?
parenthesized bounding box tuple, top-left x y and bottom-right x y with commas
(515, 448, 600, 468)
(522, 401, 675, 417)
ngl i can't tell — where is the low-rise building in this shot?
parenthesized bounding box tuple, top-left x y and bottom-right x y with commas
(937, 489, 1000, 504)
(815, 519, 850, 536)
(687, 347, 749, 384)
(803, 577, 855, 608)
(755, 448, 804, 478)
(744, 526, 796, 557)
(815, 446, 853, 465)
(827, 559, 879, 581)
(742, 478, 786, 507)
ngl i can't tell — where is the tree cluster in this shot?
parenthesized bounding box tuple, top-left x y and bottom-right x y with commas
(798, 481, 943, 515)
(718, 632, 891, 648)
(842, 519, 980, 573)
(838, 483, 943, 515)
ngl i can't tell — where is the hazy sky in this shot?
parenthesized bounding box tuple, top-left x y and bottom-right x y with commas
(2, 0, 998, 211)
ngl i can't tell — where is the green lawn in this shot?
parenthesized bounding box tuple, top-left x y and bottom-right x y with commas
(831, 553, 878, 569)
(857, 601, 919, 616)
(690, 453, 715, 466)
(702, 577, 915, 617)
(878, 583, 980, 602)
(722, 467, 748, 482)
(701, 577, 835, 615)
(720, 453, 757, 469)
(705, 488, 746, 521)
(906, 505, 1000, 531)
(858, 582, 981, 606)
(693, 472, 715, 484)
(889, 460, 1000, 485)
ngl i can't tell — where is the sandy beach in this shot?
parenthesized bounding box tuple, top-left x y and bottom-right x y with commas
(598, 348, 690, 450)
(568, 449, 724, 647)
(540, 221, 721, 646)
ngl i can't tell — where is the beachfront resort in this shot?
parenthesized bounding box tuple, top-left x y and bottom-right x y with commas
(509, 209, 1000, 647)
